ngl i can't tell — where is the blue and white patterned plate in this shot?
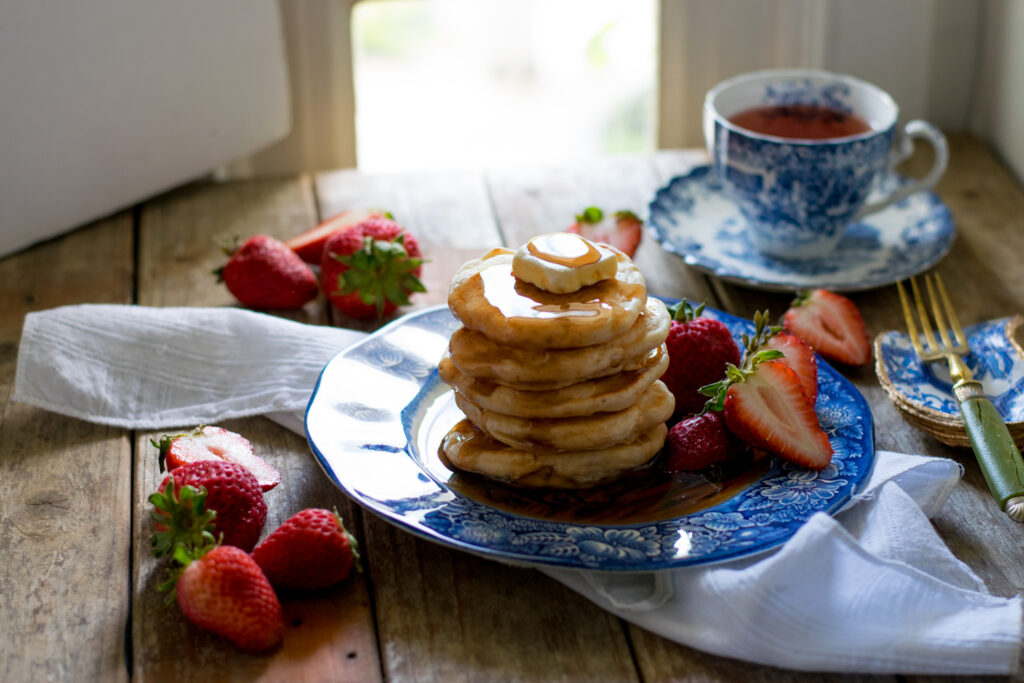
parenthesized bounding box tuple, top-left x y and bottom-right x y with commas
(648, 165, 955, 292)
(875, 316, 1024, 440)
(305, 302, 876, 571)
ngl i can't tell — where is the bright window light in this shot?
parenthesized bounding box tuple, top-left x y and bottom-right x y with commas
(351, 0, 658, 172)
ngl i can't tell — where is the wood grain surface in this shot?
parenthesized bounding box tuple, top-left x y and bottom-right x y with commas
(1, 134, 1021, 682)
(0, 213, 134, 682)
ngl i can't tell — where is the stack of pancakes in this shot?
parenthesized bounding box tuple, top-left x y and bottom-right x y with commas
(438, 236, 674, 489)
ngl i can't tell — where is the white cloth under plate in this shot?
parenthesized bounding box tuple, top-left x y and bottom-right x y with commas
(12, 304, 1023, 675)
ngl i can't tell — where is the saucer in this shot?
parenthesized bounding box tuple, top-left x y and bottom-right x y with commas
(647, 165, 955, 292)
(874, 315, 1024, 448)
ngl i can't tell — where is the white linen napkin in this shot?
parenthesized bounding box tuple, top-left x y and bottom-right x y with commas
(12, 304, 1023, 675)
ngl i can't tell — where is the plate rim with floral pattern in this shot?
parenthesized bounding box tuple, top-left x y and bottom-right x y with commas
(305, 301, 876, 571)
(647, 165, 955, 292)
(875, 315, 1024, 422)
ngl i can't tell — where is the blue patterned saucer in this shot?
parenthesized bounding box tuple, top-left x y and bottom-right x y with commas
(875, 315, 1024, 448)
(305, 301, 876, 571)
(648, 165, 954, 292)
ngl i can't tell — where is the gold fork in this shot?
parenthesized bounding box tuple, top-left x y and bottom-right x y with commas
(898, 273, 1024, 521)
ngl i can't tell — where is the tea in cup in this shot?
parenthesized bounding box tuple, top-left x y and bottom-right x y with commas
(703, 69, 948, 259)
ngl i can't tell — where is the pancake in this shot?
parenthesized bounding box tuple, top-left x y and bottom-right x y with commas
(447, 247, 646, 350)
(438, 345, 669, 418)
(454, 380, 675, 453)
(446, 297, 670, 388)
(439, 419, 668, 489)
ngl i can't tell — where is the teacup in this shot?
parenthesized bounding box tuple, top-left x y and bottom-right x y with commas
(703, 69, 948, 259)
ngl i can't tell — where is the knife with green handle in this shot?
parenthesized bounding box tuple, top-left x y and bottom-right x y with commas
(954, 379, 1024, 521)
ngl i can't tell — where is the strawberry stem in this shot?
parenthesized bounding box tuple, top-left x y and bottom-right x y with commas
(699, 310, 784, 412)
(575, 207, 603, 223)
(666, 300, 706, 323)
(149, 477, 218, 560)
(330, 234, 425, 319)
(150, 426, 203, 473)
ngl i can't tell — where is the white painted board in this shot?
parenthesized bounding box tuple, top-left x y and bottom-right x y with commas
(0, 0, 291, 257)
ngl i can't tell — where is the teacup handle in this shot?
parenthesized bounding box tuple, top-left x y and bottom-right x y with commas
(855, 120, 949, 220)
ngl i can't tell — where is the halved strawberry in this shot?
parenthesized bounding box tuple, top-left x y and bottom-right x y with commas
(566, 207, 643, 258)
(783, 289, 871, 366)
(284, 208, 387, 264)
(765, 331, 818, 403)
(702, 314, 832, 470)
(152, 426, 281, 492)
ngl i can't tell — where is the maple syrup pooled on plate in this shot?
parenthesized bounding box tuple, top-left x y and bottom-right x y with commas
(435, 419, 769, 525)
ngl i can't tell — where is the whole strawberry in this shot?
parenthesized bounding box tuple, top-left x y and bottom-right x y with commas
(567, 207, 643, 258)
(252, 508, 361, 592)
(664, 410, 745, 473)
(662, 301, 742, 415)
(321, 217, 425, 320)
(151, 460, 267, 553)
(170, 543, 284, 653)
(216, 234, 318, 310)
(152, 426, 281, 492)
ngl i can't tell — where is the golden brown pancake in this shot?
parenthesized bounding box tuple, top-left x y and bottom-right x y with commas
(447, 247, 647, 350)
(438, 346, 669, 418)
(439, 419, 668, 489)
(446, 298, 670, 388)
(453, 380, 675, 453)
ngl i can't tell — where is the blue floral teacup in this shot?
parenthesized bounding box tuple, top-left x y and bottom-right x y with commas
(704, 69, 948, 259)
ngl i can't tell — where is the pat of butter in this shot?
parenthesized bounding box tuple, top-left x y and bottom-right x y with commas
(512, 233, 617, 293)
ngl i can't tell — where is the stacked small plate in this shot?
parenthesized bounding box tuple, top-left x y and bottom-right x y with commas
(874, 315, 1024, 448)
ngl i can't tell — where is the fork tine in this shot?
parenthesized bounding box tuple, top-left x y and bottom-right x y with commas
(924, 273, 955, 350)
(933, 273, 969, 349)
(908, 276, 939, 353)
(897, 280, 926, 356)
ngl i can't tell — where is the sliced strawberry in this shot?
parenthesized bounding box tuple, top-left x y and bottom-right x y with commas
(702, 317, 832, 471)
(285, 208, 387, 264)
(152, 426, 281, 492)
(720, 359, 832, 469)
(783, 289, 871, 366)
(765, 331, 818, 403)
(567, 207, 643, 258)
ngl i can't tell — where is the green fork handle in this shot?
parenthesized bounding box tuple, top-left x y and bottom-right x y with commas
(955, 380, 1024, 520)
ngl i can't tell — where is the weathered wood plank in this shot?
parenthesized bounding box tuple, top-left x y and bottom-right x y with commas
(132, 177, 381, 682)
(0, 214, 134, 682)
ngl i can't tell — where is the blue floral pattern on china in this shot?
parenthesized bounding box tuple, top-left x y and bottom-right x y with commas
(305, 303, 876, 571)
(710, 77, 896, 257)
(648, 165, 954, 292)
(877, 317, 1024, 421)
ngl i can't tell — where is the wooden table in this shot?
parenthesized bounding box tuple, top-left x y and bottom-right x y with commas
(2, 134, 1022, 682)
